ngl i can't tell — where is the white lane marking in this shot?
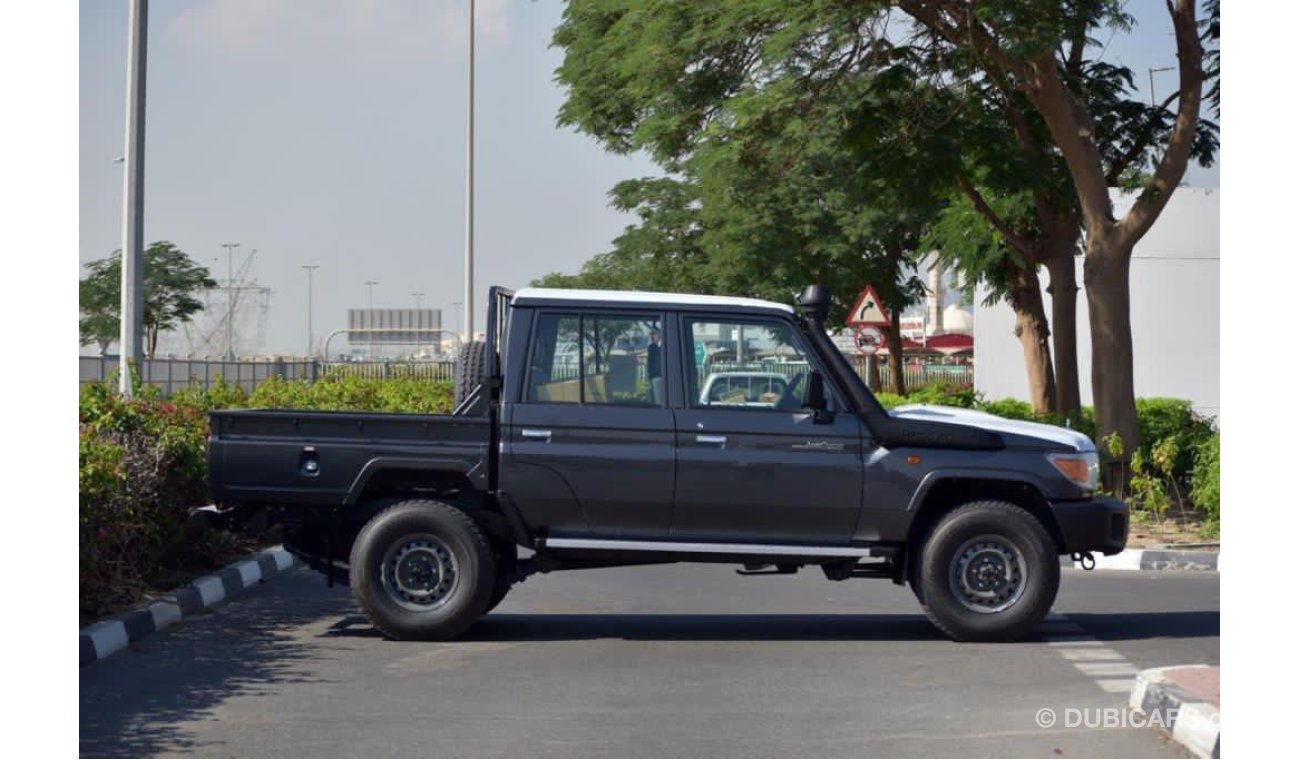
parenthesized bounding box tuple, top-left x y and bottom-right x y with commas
(1074, 661, 1140, 677)
(147, 600, 182, 631)
(235, 560, 262, 587)
(1059, 647, 1126, 661)
(1042, 615, 1145, 694)
(193, 576, 226, 607)
(84, 620, 129, 660)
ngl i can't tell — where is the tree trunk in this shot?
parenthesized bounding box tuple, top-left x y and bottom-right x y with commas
(1005, 266, 1056, 414)
(1044, 242, 1082, 421)
(1083, 233, 1140, 484)
(867, 353, 882, 392)
(885, 320, 906, 394)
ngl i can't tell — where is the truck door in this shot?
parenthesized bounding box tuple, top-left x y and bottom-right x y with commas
(671, 315, 865, 543)
(500, 310, 677, 537)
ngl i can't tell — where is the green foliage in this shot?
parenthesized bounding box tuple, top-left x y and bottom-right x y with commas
(1190, 432, 1220, 521)
(1134, 398, 1216, 484)
(905, 383, 980, 409)
(79, 242, 217, 357)
(874, 392, 907, 410)
(79, 386, 213, 616)
(79, 376, 457, 615)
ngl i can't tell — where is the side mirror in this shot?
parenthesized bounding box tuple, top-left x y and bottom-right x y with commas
(805, 371, 833, 424)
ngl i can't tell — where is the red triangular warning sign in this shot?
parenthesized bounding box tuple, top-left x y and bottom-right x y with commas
(847, 284, 891, 327)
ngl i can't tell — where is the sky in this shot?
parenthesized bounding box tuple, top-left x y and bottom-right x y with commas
(79, 0, 1219, 358)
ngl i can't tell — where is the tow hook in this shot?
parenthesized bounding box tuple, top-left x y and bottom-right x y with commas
(1071, 551, 1096, 571)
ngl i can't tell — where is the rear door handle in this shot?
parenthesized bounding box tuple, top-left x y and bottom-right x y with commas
(696, 434, 727, 446)
(520, 428, 552, 442)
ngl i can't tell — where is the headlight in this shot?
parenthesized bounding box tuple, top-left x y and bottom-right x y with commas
(1047, 451, 1100, 490)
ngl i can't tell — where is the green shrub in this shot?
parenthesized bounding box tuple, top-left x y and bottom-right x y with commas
(904, 382, 979, 408)
(1134, 398, 1216, 485)
(1190, 432, 1220, 521)
(873, 392, 907, 410)
(79, 385, 214, 615)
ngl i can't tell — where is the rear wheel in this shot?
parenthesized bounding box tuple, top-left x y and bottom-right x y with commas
(350, 499, 496, 640)
(914, 500, 1059, 642)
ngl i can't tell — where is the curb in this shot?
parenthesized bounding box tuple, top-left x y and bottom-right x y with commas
(1061, 547, 1219, 572)
(1130, 666, 1220, 758)
(80, 546, 299, 668)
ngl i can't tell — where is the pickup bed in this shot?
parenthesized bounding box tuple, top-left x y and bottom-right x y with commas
(208, 285, 1127, 642)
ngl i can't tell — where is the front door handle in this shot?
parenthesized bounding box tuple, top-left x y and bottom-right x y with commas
(520, 428, 552, 442)
(696, 434, 727, 446)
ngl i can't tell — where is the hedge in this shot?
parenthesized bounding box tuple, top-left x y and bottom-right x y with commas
(79, 376, 456, 617)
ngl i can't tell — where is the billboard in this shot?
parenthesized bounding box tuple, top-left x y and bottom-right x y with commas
(347, 308, 443, 346)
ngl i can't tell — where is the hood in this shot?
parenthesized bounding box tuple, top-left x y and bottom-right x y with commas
(889, 404, 1094, 452)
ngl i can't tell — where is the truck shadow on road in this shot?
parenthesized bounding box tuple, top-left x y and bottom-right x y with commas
(323, 609, 1219, 643)
(80, 585, 358, 759)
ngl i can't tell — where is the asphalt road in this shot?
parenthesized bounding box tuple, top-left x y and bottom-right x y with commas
(80, 564, 1218, 758)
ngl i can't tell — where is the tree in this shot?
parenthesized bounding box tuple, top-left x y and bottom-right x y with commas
(555, 0, 1219, 464)
(79, 241, 216, 358)
(894, 0, 1218, 470)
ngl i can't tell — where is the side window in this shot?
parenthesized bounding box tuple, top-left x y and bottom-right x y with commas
(526, 313, 664, 407)
(685, 317, 837, 411)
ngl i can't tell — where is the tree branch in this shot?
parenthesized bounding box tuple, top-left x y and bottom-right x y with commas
(1117, 0, 1205, 244)
(956, 174, 1037, 258)
(1104, 90, 1181, 185)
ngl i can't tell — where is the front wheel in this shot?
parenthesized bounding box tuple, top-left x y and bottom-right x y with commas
(350, 499, 497, 640)
(915, 501, 1059, 642)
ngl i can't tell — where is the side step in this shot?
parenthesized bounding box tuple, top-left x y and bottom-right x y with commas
(542, 537, 892, 559)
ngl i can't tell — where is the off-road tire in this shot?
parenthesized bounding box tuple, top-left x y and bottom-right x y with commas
(914, 500, 1059, 642)
(454, 340, 488, 408)
(350, 499, 496, 640)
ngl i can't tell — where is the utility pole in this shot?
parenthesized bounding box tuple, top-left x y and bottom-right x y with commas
(118, 0, 148, 396)
(464, 0, 476, 343)
(221, 242, 241, 360)
(302, 265, 319, 358)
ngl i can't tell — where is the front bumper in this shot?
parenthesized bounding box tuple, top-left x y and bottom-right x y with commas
(1050, 496, 1129, 555)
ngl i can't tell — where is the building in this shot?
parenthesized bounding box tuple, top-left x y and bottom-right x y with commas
(973, 187, 1220, 421)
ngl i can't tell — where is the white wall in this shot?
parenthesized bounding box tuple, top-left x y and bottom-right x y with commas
(974, 187, 1220, 422)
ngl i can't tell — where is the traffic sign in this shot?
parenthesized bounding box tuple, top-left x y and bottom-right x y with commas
(854, 325, 884, 355)
(847, 285, 891, 327)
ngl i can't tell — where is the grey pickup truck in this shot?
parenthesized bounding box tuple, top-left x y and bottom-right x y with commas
(207, 285, 1127, 642)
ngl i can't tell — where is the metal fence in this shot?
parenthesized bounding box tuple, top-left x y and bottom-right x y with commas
(80, 355, 971, 397)
(81, 356, 321, 395)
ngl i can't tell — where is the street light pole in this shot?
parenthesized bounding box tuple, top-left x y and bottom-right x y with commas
(452, 302, 463, 341)
(1148, 65, 1175, 106)
(118, 0, 148, 396)
(411, 292, 425, 309)
(464, 0, 476, 343)
(302, 265, 319, 358)
(221, 242, 241, 360)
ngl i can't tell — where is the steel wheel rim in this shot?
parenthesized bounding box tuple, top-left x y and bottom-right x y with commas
(948, 534, 1028, 614)
(380, 533, 460, 612)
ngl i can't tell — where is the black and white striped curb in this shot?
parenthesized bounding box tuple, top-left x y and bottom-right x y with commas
(1130, 666, 1220, 758)
(1061, 548, 1220, 571)
(80, 546, 298, 668)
